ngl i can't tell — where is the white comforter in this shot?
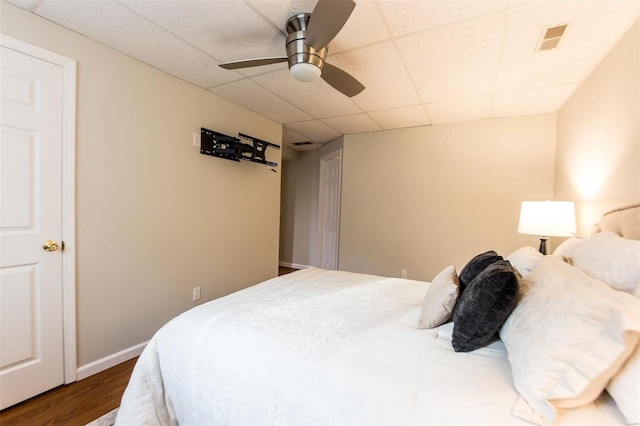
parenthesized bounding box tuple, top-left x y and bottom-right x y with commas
(115, 268, 624, 425)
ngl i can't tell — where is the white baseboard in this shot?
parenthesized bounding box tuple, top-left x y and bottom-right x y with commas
(279, 261, 313, 270)
(76, 340, 148, 380)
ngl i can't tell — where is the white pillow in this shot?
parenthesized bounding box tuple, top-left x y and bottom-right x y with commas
(551, 237, 585, 262)
(607, 344, 640, 425)
(506, 246, 544, 278)
(418, 265, 459, 329)
(499, 257, 640, 424)
(568, 231, 640, 296)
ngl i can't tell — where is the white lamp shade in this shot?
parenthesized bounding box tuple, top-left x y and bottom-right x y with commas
(518, 201, 576, 237)
(290, 63, 322, 82)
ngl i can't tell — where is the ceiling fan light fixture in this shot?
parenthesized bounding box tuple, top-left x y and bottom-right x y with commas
(290, 62, 322, 82)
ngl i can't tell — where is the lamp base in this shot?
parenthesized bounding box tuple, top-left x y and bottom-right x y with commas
(538, 237, 548, 255)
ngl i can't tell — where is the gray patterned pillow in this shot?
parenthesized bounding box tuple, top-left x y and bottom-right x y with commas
(458, 250, 503, 295)
(452, 260, 518, 352)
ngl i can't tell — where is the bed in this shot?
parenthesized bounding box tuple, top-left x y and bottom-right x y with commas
(115, 203, 640, 425)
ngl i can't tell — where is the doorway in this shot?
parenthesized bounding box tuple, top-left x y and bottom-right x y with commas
(317, 149, 342, 270)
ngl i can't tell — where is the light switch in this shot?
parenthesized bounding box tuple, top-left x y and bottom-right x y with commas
(192, 132, 200, 147)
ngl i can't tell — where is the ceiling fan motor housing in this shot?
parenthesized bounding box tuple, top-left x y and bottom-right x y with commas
(285, 13, 327, 74)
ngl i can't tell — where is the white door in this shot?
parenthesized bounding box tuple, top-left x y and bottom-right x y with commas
(319, 151, 341, 270)
(0, 45, 65, 410)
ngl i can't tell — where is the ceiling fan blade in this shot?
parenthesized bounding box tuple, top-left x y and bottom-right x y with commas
(219, 57, 287, 70)
(321, 62, 364, 97)
(306, 0, 356, 51)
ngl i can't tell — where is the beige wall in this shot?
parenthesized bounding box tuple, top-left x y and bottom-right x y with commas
(555, 19, 639, 235)
(1, 3, 282, 366)
(339, 114, 557, 281)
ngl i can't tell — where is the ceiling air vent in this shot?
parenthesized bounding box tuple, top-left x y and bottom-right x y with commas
(536, 24, 568, 52)
(292, 141, 315, 146)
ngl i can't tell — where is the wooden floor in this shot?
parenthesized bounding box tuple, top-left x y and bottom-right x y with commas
(0, 357, 137, 426)
(0, 266, 297, 425)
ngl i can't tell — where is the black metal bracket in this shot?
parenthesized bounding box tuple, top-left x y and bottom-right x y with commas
(200, 128, 280, 169)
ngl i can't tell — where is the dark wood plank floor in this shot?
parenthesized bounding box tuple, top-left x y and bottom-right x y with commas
(0, 357, 137, 426)
(0, 266, 298, 425)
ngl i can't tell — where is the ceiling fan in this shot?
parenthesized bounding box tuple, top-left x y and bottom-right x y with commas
(219, 0, 365, 97)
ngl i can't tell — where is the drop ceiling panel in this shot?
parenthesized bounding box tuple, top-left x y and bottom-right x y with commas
(497, 0, 640, 92)
(329, 41, 420, 112)
(322, 113, 382, 135)
(378, 0, 509, 37)
(426, 95, 493, 124)
(248, 0, 318, 32)
(8, 0, 637, 150)
(285, 120, 341, 143)
(326, 1, 391, 53)
(253, 69, 362, 119)
(368, 105, 431, 130)
(396, 11, 507, 103)
(249, 0, 391, 54)
(6, 0, 40, 10)
(123, 0, 285, 63)
(492, 84, 578, 117)
(210, 79, 311, 124)
(32, 0, 234, 88)
(282, 128, 311, 145)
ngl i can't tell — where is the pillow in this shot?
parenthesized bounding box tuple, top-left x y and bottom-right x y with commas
(418, 265, 459, 329)
(607, 344, 639, 425)
(506, 246, 544, 278)
(458, 250, 503, 294)
(567, 231, 640, 296)
(551, 237, 585, 263)
(499, 257, 640, 424)
(452, 260, 518, 352)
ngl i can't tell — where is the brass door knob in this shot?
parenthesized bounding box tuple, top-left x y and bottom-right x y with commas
(43, 240, 59, 252)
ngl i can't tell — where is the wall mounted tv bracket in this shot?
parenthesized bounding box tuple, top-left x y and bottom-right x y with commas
(200, 128, 280, 169)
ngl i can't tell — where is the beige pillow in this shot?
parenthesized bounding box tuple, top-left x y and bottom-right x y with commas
(418, 265, 459, 329)
(499, 258, 640, 424)
(568, 231, 640, 296)
(506, 246, 544, 278)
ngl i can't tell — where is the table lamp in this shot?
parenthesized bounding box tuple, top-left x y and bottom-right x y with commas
(518, 201, 576, 254)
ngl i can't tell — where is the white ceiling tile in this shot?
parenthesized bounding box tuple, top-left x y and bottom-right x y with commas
(248, 0, 318, 32)
(282, 128, 323, 151)
(248, 0, 390, 54)
(288, 142, 324, 152)
(33, 0, 235, 88)
(378, 0, 509, 37)
(368, 105, 431, 130)
(322, 113, 382, 135)
(425, 95, 493, 124)
(123, 0, 285, 63)
(210, 79, 312, 123)
(497, 0, 640, 92)
(6, 0, 41, 11)
(282, 127, 310, 145)
(328, 1, 391, 53)
(285, 120, 341, 143)
(253, 69, 362, 119)
(396, 10, 507, 103)
(492, 84, 578, 117)
(11, 0, 636, 147)
(328, 41, 420, 112)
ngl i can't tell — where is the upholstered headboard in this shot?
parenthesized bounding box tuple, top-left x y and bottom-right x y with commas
(591, 203, 640, 240)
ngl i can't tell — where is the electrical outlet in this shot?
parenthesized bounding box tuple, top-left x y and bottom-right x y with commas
(192, 287, 201, 301)
(400, 269, 407, 279)
(192, 132, 200, 147)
